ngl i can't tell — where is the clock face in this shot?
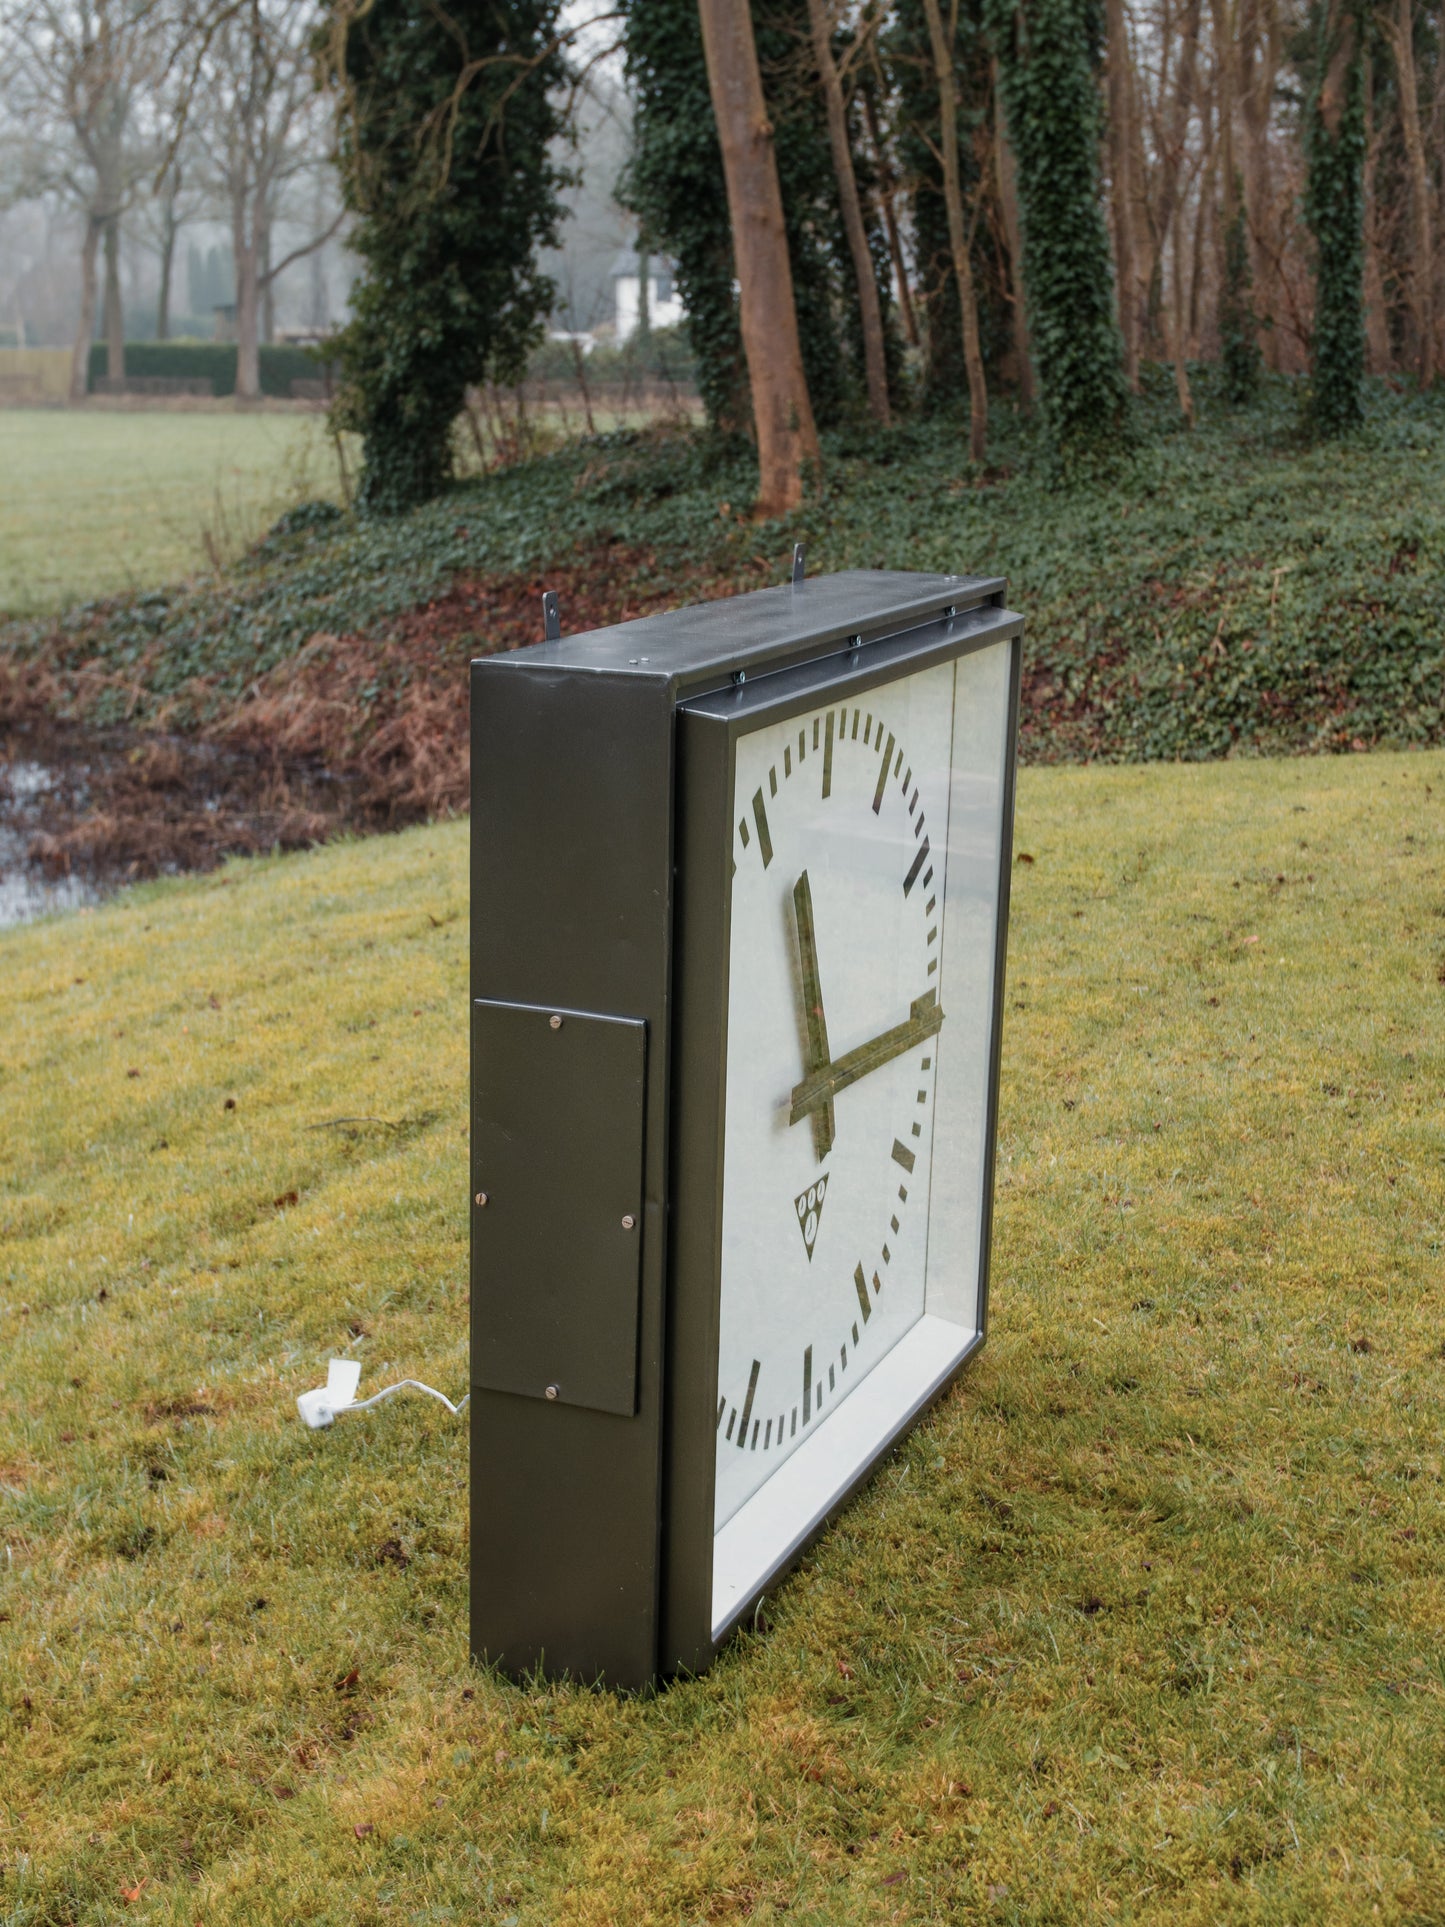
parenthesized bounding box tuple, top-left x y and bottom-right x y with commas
(714, 654, 979, 1538)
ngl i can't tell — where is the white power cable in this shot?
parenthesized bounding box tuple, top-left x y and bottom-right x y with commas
(297, 1357, 470, 1429)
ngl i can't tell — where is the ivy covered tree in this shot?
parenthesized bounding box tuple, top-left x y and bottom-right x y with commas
(325, 0, 566, 513)
(984, 0, 1129, 466)
(1219, 188, 1262, 402)
(1303, 0, 1367, 433)
(624, 0, 749, 430)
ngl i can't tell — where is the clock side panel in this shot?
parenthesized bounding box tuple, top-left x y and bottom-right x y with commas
(470, 661, 675, 1690)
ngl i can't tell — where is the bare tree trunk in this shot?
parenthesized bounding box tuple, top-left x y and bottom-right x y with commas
(920, 0, 988, 462)
(1169, 179, 1196, 423)
(1190, 90, 1218, 344)
(70, 215, 102, 402)
(1209, 0, 1238, 278)
(1152, 0, 1202, 315)
(697, 0, 820, 515)
(1106, 0, 1141, 388)
(1238, 0, 1281, 366)
(1362, 52, 1392, 372)
(260, 211, 275, 346)
(233, 192, 261, 402)
(807, 0, 891, 424)
(993, 63, 1033, 406)
(103, 212, 125, 381)
(157, 206, 176, 341)
(1389, 0, 1435, 386)
(862, 81, 919, 349)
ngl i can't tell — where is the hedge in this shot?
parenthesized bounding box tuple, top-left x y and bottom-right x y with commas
(86, 342, 332, 398)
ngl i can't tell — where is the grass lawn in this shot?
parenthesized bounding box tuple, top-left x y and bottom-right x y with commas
(1, 747, 1442, 1923)
(0, 409, 350, 617)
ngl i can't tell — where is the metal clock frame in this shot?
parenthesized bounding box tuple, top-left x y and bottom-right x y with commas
(470, 570, 1024, 1691)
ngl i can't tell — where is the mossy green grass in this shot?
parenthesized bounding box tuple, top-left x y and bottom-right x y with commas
(1, 748, 1442, 1924)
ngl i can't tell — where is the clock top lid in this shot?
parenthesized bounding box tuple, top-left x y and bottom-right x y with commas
(473, 567, 1008, 699)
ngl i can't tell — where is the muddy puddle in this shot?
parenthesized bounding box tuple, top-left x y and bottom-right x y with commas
(0, 720, 362, 932)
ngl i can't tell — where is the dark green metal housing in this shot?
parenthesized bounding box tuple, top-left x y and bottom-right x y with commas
(470, 569, 1023, 1689)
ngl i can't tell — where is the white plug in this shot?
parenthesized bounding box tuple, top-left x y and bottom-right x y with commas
(297, 1358, 468, 1428)
(297, 1357, 363, 1428)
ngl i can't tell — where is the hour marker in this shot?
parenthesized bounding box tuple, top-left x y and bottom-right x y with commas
(898, 1184, 908, 1202)
(717, 1396, 727, 1427)
(892, 1138, 916, 1174)
(803, 1345, 813, 1423)
(927, 926, 937, 945)
(908, 791, 918, 817)
(764, 1419, 772, 1447)
(851, 1322, 859, 1345)
(873, 1269, 883, 1297)
(921, 1056, 932, 1070)
(769, 766, 778, 798)
(823, 710, 834, 798)
(903, 838, 930, 897)
(812, 718, 820, 750)
(839, 1345, 847, 1373)
(751, 1420, 760, 1449)
(927, 958, 938, 974)
(902, 765, 911, 788)
(925, 897, 936, 916)
(873, 733, 895, 814)
(854, 1263, 872, 1322)
(791, 1407, 798, 1437)
(726, 1409, 736, 1441)
(912, 1122, 922, 1137)
(923, 867, 934, 888)
(851, 709, 860, 739)
(739, 818, 750, 847)
(890, 1215, 899, 1233)
(864, 712, 873, 741)
(828, 1364, 836, 1392)
(914, 815, 926, 839)
(917, 1089, 928, 1103)
(737, 1358, 759, 1451)
(798, 729, 806, 761)
(783, 745, 791, 777)
(752, 790, 773, 868)
(882, 1243, 891, 1263)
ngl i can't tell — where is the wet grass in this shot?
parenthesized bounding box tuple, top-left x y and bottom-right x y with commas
(1, 747, 1443, 1924)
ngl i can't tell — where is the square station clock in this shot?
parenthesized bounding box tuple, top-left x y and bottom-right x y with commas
(470, 566, 1023, 1688)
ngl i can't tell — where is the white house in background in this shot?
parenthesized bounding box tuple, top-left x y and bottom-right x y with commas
(611, 248, 686, 341)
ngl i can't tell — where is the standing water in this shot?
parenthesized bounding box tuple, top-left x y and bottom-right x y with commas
(0, 758, 101, 929)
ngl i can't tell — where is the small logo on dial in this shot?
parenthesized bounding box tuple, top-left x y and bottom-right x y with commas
(793, 1174, 829, 1262)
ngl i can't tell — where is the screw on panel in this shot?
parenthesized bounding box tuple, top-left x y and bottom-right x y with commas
(791, 542, 806, 587)
(945, 605, 957, 618)
(545, 1384, 560, 1401)
(475, 1191, 488, 1208)
(733, 669, 747, 686)
(549, 1014, 563, 1030)
(849, 633, 862, 649)
(542, 591, 561, 641)
(621, 1214, 636, 1230)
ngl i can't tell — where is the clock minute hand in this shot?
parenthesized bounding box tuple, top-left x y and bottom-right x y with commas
(792, 870, 836, 1161)
(789, 989, 945, 1128)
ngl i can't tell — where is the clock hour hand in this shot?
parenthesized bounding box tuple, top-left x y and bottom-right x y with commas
(789, 989, 945, 1129)
(792, 870, 835, 1161)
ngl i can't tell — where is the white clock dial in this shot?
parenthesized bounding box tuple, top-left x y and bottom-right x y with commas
(714, 661, 958, 1532)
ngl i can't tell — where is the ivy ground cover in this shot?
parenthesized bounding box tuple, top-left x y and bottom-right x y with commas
(4, 372, 1444, 767)
(1, 747, 1442, 1924)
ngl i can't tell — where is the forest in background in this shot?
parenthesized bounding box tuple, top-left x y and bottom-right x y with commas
(1, 0, 1439, 507)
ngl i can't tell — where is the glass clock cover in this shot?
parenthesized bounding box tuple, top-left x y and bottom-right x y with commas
(712, 639, 1013, 1634)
